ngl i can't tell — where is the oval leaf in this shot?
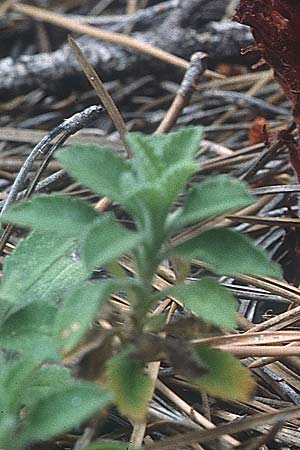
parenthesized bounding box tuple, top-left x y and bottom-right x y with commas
(82, 215, 141, 271)
(192, 345, 254, 401)
(21, 383, 112, 444)
(56, 145, 130, 202)
(172, 228, 282, 278)
(126, 126, 202, 171)
(21, 365, 73, 407)
(1, 194, 99, 237)
(0, 232, 87, 324)
(55, 280, 117, 354)
(169, 277, 237, 329)
(177, 175, 254, 226)
(0, 302, 58, 361)
(107, 350, 152, 422)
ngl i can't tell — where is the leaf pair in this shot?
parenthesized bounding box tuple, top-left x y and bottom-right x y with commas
(2, 196, 141, 273)
(106, 338, 254, 421)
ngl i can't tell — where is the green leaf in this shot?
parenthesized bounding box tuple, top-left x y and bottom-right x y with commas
(125, 162, 196, 236)
(82, 215, 141, 271)
(126, 127, 202, 178)
(0, 357, 74, 413)
(1, 194, 99, 237)
(0, 232, 88, 324)
(172, 228, 282, 278)
(126, 133, 165, 183)
(55, 280, 117, 354)
(28, 247, 88, 304)
(124, 185, 167, 229)
(1, 232, 74, 296)
(192, 345, 254, 401)
(168, 277, 236, 329)
(56, 145, 130, 203)
(0, 362, 76, 449)
(107, 350, 152, 422)
(85, 441, 139, 450)
(0, 302, 58, 361)
(21, 383, 112, 444)
(0, 414, 18, 450)
(157, 126, 203, 167)
(0, 358, 36, 415)
(161, 162, 196, 207)
(177, 175, 255, 227)
(21, 365, 73, 407)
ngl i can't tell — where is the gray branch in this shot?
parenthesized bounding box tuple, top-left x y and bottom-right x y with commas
(0, 1, 253, 96)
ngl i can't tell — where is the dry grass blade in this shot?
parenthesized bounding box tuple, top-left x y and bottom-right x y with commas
(212, 69, 274, 125)
(144, 405, 300, 450)
(221, 271, 300, 305)
(192, 331, 300, 346)
(248, 341, 300, 369)
(156, 52, 207, 133)
(126, 0, 138, 15)
(156, 380, 240, 447)
(215, 345, 300, 357)
(249, 305, 300, 332)
(227, 214, 300, 228)
(234, 421, 283, 450)
(68, 35, 132, 159)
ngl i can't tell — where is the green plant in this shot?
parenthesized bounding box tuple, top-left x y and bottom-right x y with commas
(0, 126, 281, 449)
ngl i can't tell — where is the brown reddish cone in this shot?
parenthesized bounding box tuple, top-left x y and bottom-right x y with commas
(234, 1, 300, 184)
(234, 1, 300, 129)
(235, 1, 300, 286)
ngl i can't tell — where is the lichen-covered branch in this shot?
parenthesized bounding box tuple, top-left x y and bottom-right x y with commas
(0, 0, 253, 97)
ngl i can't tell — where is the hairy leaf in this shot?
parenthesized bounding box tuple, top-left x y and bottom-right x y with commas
(0, 232, 88, 324)
(0, 358, 36, 415)
(192, 345, 254, 401)
(172, 228, 282, 277)
(169, 277, 237, 329)
(161, 162, 197, 208)
(107, 350, 152, 422)
(56, 144, 130, 202)
(21, 365, 73, 407)
(177, 175, 254, 226)
(1, 194, 99, 237)
(0, 302, 58, 361)
(21, 383, 112, 444)
(124, 185, 167, 230)
(126, 127, 202, 179)
(82, 215, 141, 271)
(126, 133, 165, 183)
(55, 280, 117, 354)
